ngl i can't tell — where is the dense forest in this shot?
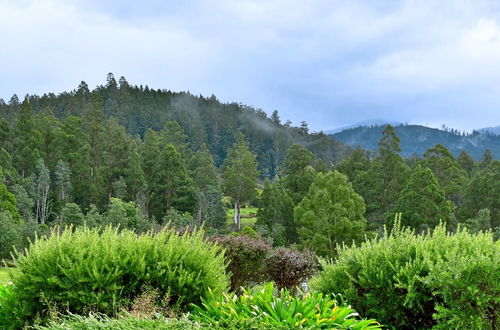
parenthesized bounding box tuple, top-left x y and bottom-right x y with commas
(0, 76, 499, 329)
(0, 75, 499, 256)
(331, 123, 500, 159)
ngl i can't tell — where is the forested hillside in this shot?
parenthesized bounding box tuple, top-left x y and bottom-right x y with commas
(330, 124, 500, 160)
(0, 74, 349, 175)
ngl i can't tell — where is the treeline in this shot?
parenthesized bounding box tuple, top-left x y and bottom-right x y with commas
(0, 73, 349, 174)
(0, 74, 499, 260)
(255, 125, 499, 256)
(0, 75, 349, 259)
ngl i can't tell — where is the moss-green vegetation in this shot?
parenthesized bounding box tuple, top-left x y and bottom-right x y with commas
(2, 226, 229, 328)
(310, 221, 500, 329)
(0, 268, 16, 285)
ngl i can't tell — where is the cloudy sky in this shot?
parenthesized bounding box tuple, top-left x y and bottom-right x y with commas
(1, 0, 500, 131)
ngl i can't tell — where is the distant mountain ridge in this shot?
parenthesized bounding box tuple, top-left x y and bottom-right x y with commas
(330, 124, 499, 160)
(478, 125, 500, 135)
(324, 119, 401, 134)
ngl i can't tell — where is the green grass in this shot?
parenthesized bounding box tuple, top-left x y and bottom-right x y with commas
(0, 267, 17, 285)
(226, 207, 258, 228)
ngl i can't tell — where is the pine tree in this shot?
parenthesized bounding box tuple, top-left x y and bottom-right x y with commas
(256, 180, 294, 245)
(294, 171, 366, 256)
(335, 146, 371, 182)
(480, 149, 493, 169)
(460, 160, 500, 229)
(283, 144, 316, 204)
(457, 150, 476, 177)
(387, 164, 452, 232)
(12, 100, 42, 177)
(354, 126, 410, 232)
(149, 144, 195, 220)
(422, 144, 469, 205)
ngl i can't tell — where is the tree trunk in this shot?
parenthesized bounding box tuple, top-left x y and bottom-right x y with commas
(234, 202, 238, 225)
(236, 202, 241, 231)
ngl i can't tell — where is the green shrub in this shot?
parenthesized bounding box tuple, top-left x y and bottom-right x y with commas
(36, 314, 202, 329)
(190, 282, 381, 329)
(309, 221, 500, 329)
(210, 234, 270, 291)
(0, 283, 28, 329)
(6, 226, 229, 327)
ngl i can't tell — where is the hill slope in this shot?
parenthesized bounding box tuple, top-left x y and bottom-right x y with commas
(0, 74, 350, 177)
(330, 124, 499, 160)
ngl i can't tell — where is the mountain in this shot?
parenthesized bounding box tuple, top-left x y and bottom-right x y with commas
(324, 119, 401, 135)
(478, 125, 500, 135)
(330, 124, 500, 160)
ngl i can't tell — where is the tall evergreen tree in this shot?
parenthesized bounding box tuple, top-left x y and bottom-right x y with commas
(387, 164, 452, 232)
(294, 171, 366, 257)
(457, 150, 476, 177)
(422, 144, 469, 205)
(149, 144, 195, 220)
(354, 125, 410, 231)
(256, 180, 294, 245)
(283, 144, 316, 204)
(460, 160, 500, 229)
(12, 101, 42, 177)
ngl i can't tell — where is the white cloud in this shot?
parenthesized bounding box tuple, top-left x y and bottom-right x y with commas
(1, 0, 500, 130)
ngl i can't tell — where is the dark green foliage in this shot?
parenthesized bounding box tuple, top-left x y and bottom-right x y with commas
(294, 171, 366, 257)
(7, 226, 229, 327)
(353, 125, 410, 231)
(255, 180, 294, 245)
(266, 247, 317, 290)
(422, 144, 469, 204)
(283, 144, 316, 204)
(387, 164, 452, 231)
(457, 150, 476, 177)
(0, 169, 19, 221)
(0, 212, 22, 260)
(211, 235, 270, 291)
(309, 223, 500, 329)
(481, 148, 494, 168)
(461, 160, 500, 229)
(149, 145, 196, 219)
(465, 208, 492, 234)
(190, 282, 382, 329)
(335, 146, 371, 182)
(58, 202, 85, 226)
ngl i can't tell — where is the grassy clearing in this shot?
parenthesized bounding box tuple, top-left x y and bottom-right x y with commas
(226, 207, 258, 228)
(0, 268, 17, 285)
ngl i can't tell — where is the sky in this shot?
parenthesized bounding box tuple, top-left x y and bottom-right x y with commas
(1, 0, 500, 132)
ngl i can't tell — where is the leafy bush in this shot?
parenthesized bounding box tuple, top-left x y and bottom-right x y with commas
(309, 221, 500, 329)
(190, 282, 381, 329)
(36, 314, 201, 329)
(210, 234, 270, 291)
(266, 247, 317, 290)
(0, 283, 28, 329)
(6, 226, 229, 327)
